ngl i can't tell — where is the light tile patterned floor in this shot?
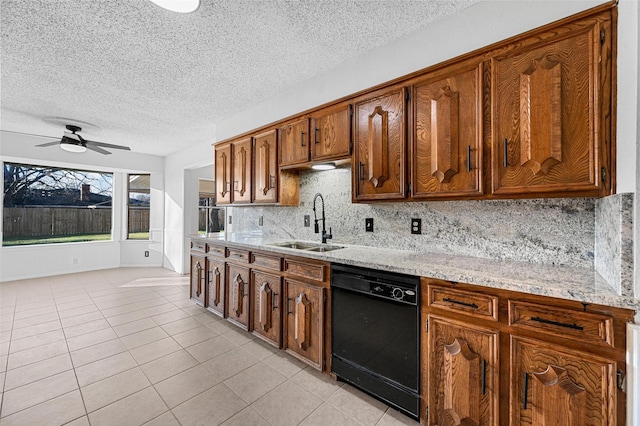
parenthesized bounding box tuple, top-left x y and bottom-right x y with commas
(0, 267, 420, 426)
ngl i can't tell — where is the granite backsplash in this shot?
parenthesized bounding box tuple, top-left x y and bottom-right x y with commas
(225, 166, 633, 296)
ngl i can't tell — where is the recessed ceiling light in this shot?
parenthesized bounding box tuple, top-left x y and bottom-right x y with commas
(311, 163, 336, 171)
(148, 0, 200, 13)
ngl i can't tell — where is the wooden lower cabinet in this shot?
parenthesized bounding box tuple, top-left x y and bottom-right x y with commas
(206, 256, 226, 317)
(251, 269, 282, 348)
(422, 277, 632, 426)
(190, 254, 206, 306)
(283, 278, 324, 370)
(226, 263, 251, 330)
(510, 336, 616, 426)
(427, 315, 499, 426)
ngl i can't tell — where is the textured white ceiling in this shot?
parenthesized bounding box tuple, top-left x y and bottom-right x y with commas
(1, 0, 478, 156)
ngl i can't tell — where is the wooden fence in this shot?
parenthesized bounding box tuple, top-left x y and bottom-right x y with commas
(3, 206, 149, 238)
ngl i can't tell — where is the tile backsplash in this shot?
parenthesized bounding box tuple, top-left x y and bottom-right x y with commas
(226, 166, 632, 294)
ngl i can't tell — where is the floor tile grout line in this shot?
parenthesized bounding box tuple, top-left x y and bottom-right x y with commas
(0, 296, 17, 418)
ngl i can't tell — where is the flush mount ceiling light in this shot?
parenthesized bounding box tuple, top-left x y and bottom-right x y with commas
(311, 162, 336, 171)
(148, 0, 200, 13)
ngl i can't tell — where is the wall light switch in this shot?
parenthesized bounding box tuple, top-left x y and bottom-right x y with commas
(365, 218, 374, 232)
(228, 215, 232, 225)
(144, 251, 149, 257)
(411, 218, 422, 234)
(304, 215, 310, 227)
(259, 216, 263, 226)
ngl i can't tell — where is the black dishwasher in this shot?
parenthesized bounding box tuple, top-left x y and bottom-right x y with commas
(331, 263, 420, 420)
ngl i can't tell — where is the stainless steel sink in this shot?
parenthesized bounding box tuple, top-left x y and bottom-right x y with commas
(268, 241, 343, 252)
(306, 245, 343, 252)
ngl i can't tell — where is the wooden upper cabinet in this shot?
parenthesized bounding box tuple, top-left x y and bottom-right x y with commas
(510, 336, 616, 425)
(253, 129, 278, 204)
(309, 104, 352, 161)
(214, 143, 232, 205)
(491, 16, 610, 196)
(411, 60, 483, 199)
(231, 137, 252, 204)
(353, 86, 407, 201)
(279, 118, 310, 166)
(427, 316, 499, 426)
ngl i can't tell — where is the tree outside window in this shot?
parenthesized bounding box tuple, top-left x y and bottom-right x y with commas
(3, 162, 113, 246)
(128, 174, 150, 240)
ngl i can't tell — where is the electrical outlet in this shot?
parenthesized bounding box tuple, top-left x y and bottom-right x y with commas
(304, 215, 310, 227)
(228, 215, 232, 225)
(259, 216, 263, 226)
(365, 218, 374, 232)
(72, 257, 79, 264)
(144, 251, 149, 257)
(411, 218, 422, 234)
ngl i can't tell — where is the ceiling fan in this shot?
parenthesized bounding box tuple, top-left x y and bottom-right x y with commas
(35, 125, 131, 155)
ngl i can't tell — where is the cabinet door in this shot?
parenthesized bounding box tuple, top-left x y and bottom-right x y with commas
(253, 129, 278, 204)
(226, 264, 251, 330)
(353, 87, 406, 201)
(251, 270, 282, 348)
(283, 279, 324, 370)
(412, 61, 483, 199)
(510, 336, 616, 426)
(190, 255, 206, 306)
(206, 256, 226, 317)
(310, 104, 352, 161)
(279, 118, 310, 166)
(214, 144, 232, 205)
(231, 137, 252, 204)
(492, 21, 604, 196)
(427, 316, 499, 426)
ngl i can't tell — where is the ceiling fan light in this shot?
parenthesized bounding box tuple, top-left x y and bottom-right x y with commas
(60, 142, 87, 153)
(148, 0, 200, 13)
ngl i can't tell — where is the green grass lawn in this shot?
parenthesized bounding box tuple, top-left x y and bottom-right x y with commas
(3, 233, 113, 246)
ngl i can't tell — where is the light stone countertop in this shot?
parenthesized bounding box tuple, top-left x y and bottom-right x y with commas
(193, 234, 640, 315)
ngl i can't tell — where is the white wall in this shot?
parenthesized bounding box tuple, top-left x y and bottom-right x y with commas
(0, 131, 165, 281)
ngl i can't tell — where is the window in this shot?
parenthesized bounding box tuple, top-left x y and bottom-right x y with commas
(198, 179, 224, 236)
(127, 174, 150, 240)
(2, 162, 113, 246)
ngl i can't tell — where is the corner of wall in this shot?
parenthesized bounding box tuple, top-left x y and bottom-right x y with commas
(595, 193, 634, 296)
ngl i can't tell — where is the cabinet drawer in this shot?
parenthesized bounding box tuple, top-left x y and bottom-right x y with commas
(190, 240, 206, 253)
(206, 244, 227, 258)
(283, 258, 326, 282)
(508, 300, 614, 347)
(250, 252, 282, 271)
(428, 285, 498, 321)
(227, 248, 250, 263)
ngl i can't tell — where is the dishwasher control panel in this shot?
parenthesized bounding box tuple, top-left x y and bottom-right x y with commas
(370, 282, 417, 304)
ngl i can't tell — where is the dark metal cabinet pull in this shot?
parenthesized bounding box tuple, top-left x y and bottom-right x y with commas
(531, 316, 584, 330)
(301, 131, 306, 147)
(503, 138, 509, 167)
(358, 162, 365, 181)
(523, 372, 529, 410)
(272, 292, 279, 310)
(442, 297, 478, 309)
(286, 297, 293, 315)
(467, 145, 472, 172)
(315, 127, 320, 144)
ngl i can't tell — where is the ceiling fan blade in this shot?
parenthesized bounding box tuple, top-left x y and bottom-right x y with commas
(35, 140, 62, 147)
(86, 145, 111, 155)
(86, 141, 131, 151)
